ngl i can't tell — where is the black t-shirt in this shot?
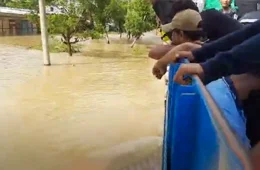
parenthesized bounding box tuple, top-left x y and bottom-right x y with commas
(200, 9, 243, 41)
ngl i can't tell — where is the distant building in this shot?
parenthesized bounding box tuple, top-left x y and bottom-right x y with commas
(0, 7, 38, 36)
(0, 6, 63, 36)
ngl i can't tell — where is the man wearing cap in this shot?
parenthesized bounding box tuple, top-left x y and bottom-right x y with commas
(160, 9, 204, 45)
(153, 9, 204, 111)
(152, 9, 204, 78)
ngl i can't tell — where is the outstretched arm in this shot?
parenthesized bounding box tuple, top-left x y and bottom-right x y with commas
(192, 20, 260, 62)
(152, 42, 201, 79)
(148, 44, 174, 60)
(201, 33, 260, 84)
(173, 33, 260, 85)
(158, 42, 201, 66)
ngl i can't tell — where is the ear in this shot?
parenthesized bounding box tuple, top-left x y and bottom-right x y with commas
(179, 31, 185, 38)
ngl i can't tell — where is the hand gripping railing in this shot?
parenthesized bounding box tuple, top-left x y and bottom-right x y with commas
(162, 60, 252, 170)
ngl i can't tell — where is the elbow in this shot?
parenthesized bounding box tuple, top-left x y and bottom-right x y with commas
(148, 50, 161, 60)
(148, 44, 172, 60)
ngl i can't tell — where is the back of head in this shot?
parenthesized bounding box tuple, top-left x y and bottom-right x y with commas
(152, 0, 199, 40)
(153, 0, 199, 24)
(201, 9, 243, 41)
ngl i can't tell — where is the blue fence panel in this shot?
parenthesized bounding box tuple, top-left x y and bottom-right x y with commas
(162, 61, 252, 170)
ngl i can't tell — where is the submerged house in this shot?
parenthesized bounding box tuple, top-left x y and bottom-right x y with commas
(0, 6, 62, 36)
(0, 7, 37, 36)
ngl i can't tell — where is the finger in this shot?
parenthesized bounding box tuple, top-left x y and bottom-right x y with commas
(153, 69, 162, 79)
(152, 67, 159, 75)
(173, 65, 190, 85)
(173, 69, 185, 84)
(176, 51, 194, 61)
(175, 53, 181, 59)
(194, 40, 203, 45)
(173, 74, 186, 85)
(175, 53, 186, 62)
(156, 72, 163, 79)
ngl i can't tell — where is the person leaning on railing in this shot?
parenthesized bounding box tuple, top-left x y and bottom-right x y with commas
(152, 9, 254, 151)
(149, 1, 250, 144)
(171, 20, 260, 170)
(149, 2, 243, 60)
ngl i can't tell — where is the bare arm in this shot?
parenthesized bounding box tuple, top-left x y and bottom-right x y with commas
(148, 44, 174, 60)
(158, 42, 201, 66)
(231, 74, 260, 100)
(152, 42, 201, 79)
(251, 142, 260, 170)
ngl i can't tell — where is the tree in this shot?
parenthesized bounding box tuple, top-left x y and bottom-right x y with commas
(6, 0, 55, 9)
(104, 0, 127, 38)
(124, 0, 156, 47)
(0, 0, 12, 6)
(93, 0, 111, 44)
(47, 1, 90, 56)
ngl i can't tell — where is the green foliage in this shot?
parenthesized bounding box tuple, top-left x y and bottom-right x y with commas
(31, 37, 81, 53)
(46, 1, 87, 56)
(124, 0, 156, 37)
(4, 0, 158, 53)
(6, 0, 54, 11)
(104, 0, 127, 33)
(47, 14, 79, 35)
(89, 30, 103, 39)
(0, 0, 12, 6)
(49, 38, 81, 53)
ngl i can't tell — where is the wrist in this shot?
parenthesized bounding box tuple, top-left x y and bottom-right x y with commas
(196, 64, 204, 78)
(159, 56, 172, 67)
(157, 59, 168, 69)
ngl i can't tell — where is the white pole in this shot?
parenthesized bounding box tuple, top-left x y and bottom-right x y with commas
(39, 0, 51, 66)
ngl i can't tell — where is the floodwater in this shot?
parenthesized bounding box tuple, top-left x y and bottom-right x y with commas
(0, 33, 165, 170)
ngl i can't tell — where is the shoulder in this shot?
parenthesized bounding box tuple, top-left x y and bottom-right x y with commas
(200, 9, 242, 31)
(200, 9, 221, 18)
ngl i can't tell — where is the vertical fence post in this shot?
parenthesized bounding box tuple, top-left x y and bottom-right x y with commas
(39, 0, 51, 66)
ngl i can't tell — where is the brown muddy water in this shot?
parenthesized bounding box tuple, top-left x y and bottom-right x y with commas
(0, 33, 165, 170)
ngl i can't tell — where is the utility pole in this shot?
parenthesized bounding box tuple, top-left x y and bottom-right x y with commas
(39, 0, 51, 66)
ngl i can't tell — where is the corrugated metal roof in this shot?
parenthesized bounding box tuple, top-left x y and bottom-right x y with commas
(0, 7, 31, 15)
(0, 6, 63, 15)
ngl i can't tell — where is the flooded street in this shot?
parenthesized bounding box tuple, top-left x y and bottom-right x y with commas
(0, 34, 165, 170)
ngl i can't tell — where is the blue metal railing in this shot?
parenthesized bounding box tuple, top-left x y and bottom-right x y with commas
(162, 61, 252, 170)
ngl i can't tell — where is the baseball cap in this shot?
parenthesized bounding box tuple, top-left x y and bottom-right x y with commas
(161, 9, 202, 32)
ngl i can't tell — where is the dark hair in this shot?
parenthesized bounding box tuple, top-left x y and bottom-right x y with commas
(153, 0, 199, 24)
(172, 21, 204, 41)
(200, 9, 243, 41)
(170, 0, 199, 18)
(152, 0, 199, 41)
